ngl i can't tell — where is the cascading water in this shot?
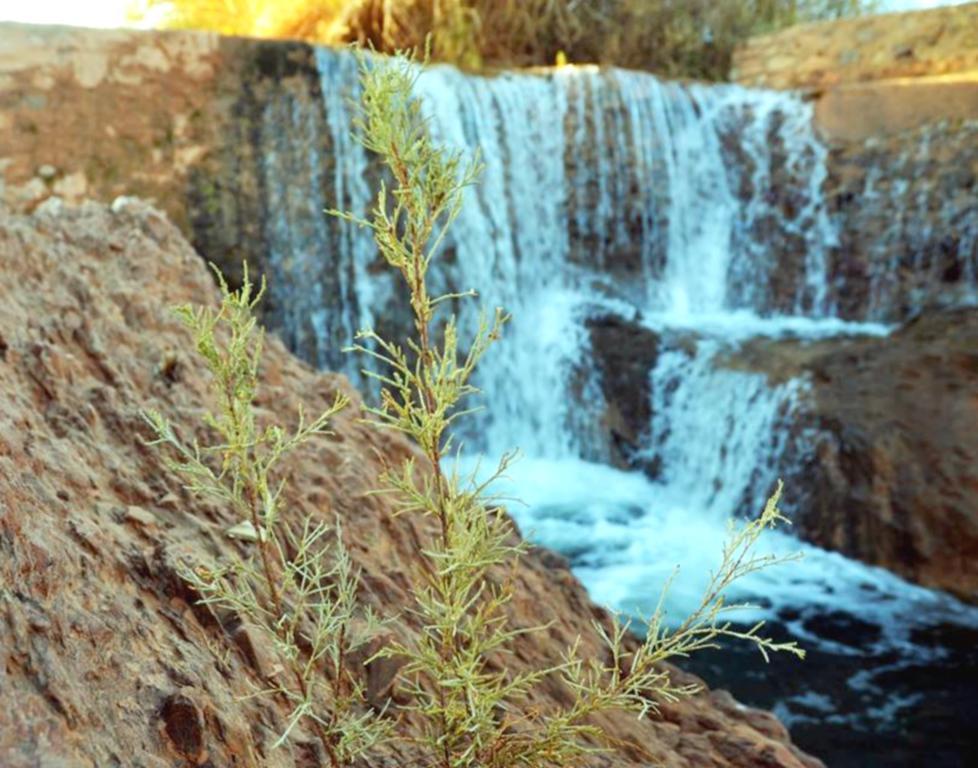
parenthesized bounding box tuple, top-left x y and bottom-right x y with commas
(251, 47, 978, 767)
(255, 50, 845, 457)
(646, 341, 800, 515)
(410, 66, 581, 456)
(856, 121, 978, 318)
(406, 63, 840, 458)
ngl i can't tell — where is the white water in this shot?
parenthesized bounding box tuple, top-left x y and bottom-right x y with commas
(645, 340, 799, 515)
(255, 51, 978, 727)
(403, 62, 843, 458)
(466, 457, 978, 640)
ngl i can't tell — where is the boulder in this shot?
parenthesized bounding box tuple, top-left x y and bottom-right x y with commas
(0, 198, 822, 767)
(724, 308, 978, 603)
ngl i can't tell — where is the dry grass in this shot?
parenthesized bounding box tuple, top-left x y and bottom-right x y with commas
(133, 0, 870, 81)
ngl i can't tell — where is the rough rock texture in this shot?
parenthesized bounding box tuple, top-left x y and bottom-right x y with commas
(0, 199, 822, 767)
(732, 2, 978, 91)
(723, 309, 978, 604)
(733, 4, 978, 323)
(0, 23, 405, 373)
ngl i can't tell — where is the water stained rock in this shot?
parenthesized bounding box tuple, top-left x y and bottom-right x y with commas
(724, 308, 978, 603)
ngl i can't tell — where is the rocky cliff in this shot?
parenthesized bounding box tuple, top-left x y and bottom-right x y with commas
(0, 199, 821, 767)
(722, 2, 978, 599)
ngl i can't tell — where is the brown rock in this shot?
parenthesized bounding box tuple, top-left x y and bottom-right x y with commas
(733, 3, 978, 91)
(160, 690, 206, 762)
(724, 308, 978, 602)
(586, 313, 660, 470)
(814, 76, 978, 143)
(823, 118, 978, 322)
(0, 199, 819, 766)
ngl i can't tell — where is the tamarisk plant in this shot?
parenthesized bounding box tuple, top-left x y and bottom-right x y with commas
(338, 53, 804, 767)
(144, 267, 391, 767)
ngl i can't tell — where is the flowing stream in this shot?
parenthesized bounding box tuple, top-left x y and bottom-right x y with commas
(252, 49, 978, 767)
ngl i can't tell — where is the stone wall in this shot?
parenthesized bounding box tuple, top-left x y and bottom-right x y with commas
(0, 24, 227, 231)
(732, 2, 978, 91)
(0, 23, 349, 326)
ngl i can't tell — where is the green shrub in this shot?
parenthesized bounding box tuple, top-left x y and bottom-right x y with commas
(144, 267, 391, 767)
(337, 51, 804, 767)
(146, 47, 805, 768)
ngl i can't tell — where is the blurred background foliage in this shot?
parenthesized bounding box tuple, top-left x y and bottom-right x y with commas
(130, 0, 874, 79)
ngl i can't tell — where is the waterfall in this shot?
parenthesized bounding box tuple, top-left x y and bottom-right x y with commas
(405, 61, 836, 458)
(253, 46, 847, 479)
(854, 121, 978, 319)
(410, 66, 581, 457)
(255, 50, 383, 381)
(648, 340, 799, 515)
(235, 48, 978, 760)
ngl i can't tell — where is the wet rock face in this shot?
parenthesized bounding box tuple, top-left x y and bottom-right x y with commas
(824, 119, 978, 322)
(791, 309, 978, 603)
(725, 308, 978, 603)
(0, 199, 822, 767)
(586, 313, 660, 471)
(584, 304, 978, 603)
(731, 4, 978, 325)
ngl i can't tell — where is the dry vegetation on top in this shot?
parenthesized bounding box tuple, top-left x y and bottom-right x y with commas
(131, 0, 872, 80)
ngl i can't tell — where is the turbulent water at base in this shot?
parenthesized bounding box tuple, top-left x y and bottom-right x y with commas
(257, 49, 978, 767)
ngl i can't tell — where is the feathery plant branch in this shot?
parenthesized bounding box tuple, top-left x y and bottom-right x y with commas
(144, 265, 391, 766)
(338, 51, 803, 768)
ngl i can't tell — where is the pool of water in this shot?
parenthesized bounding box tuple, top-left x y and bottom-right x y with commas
(459, 456, 978, 768)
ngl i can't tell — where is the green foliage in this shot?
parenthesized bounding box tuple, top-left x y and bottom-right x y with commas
(144, 46, 807, 768)
(339, 52, 804, 768)
(144, 267, 391, 767)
